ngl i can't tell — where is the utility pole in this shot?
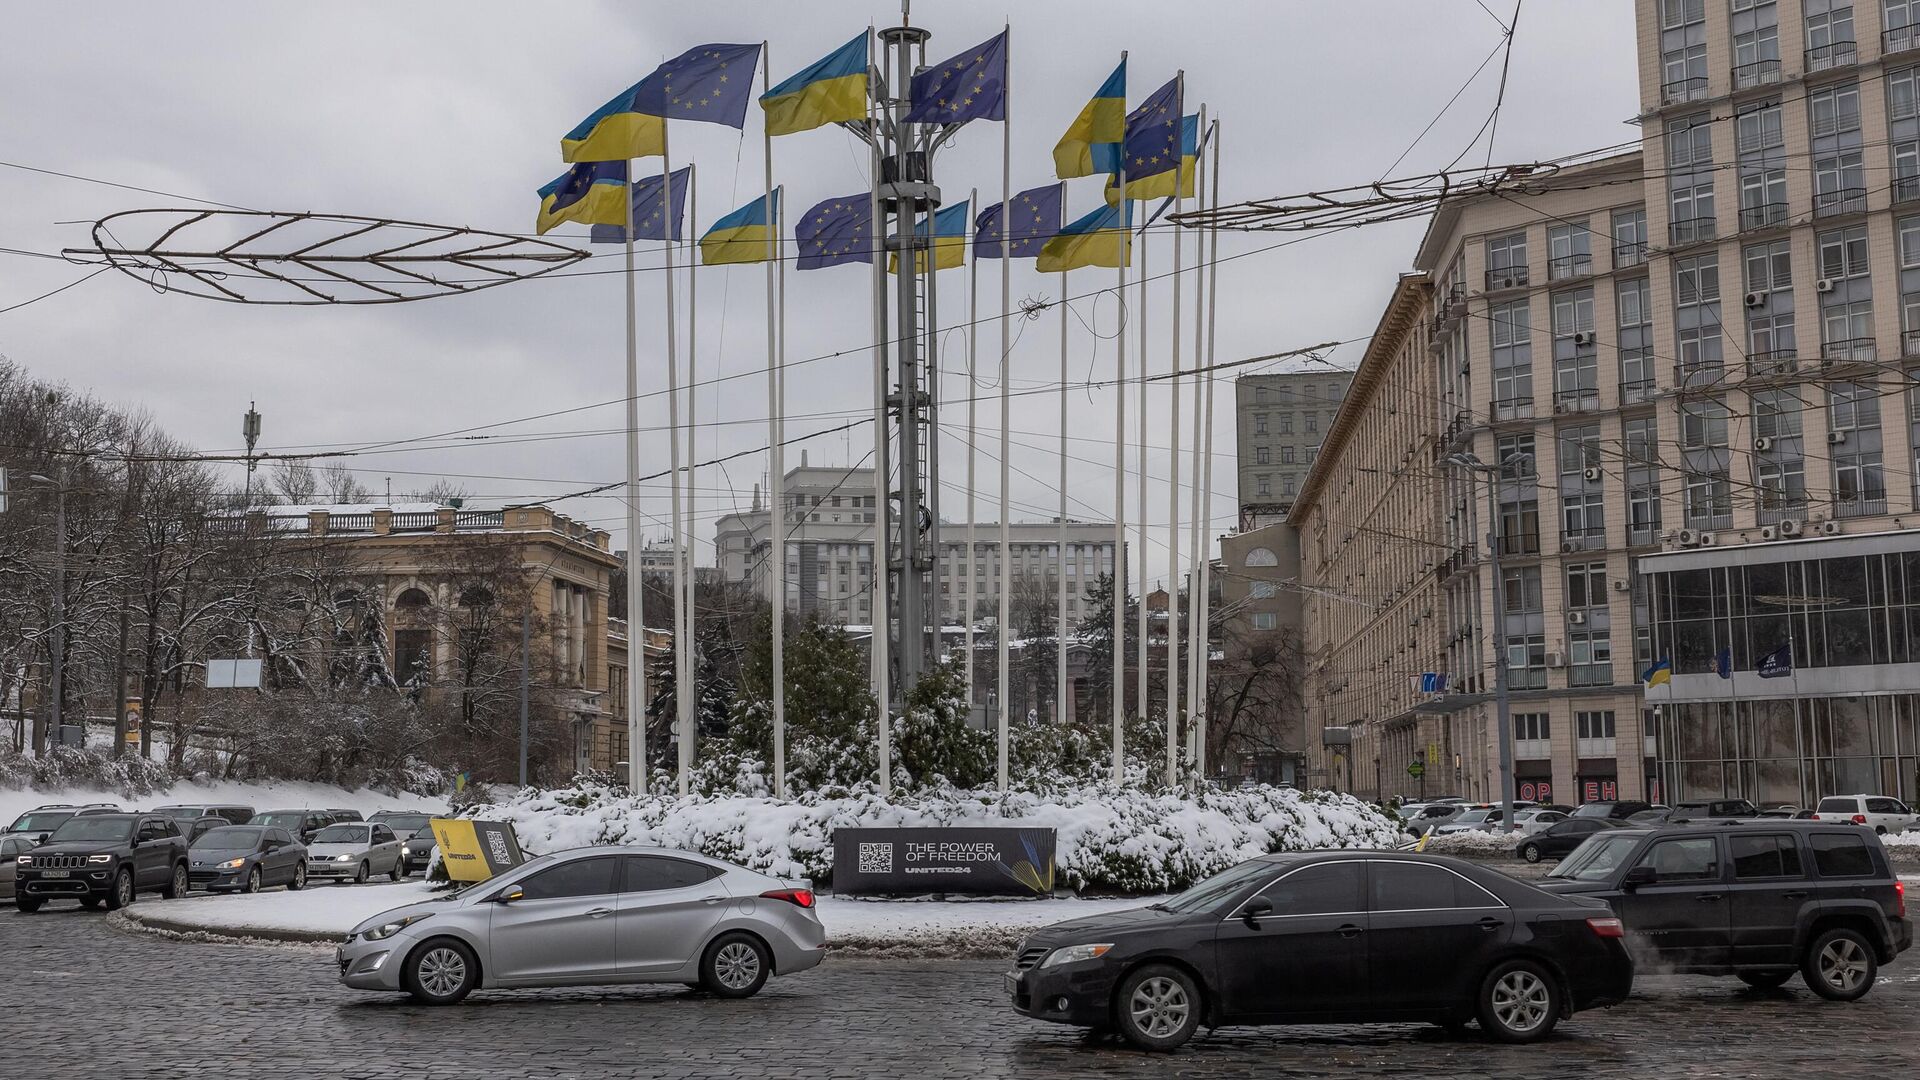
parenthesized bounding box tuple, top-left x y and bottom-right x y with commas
(242, 402, 262, 504)
(519, 611, 530, 787)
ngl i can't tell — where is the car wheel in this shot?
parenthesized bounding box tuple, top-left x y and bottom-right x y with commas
(14, 896, 42, 913)
(161, 863, 188, 900)
(1875, 825, 1888, 835)
(289, 863, 307, 891)
(403, 938, 478, 1005)
(243, 867, 262, 894)
(354, 861, 370, 885)
(104, 869, 135, 911)
(391, 859, 407, 882)
(1114, 963, 1202, 1051)
(700, 932, 772, 999)
(1737, 970, 1794, 990)
(1476, 958, 1561, 1043)
(1519, 843, 1543, 864)
(1804, 927, 1877, 1001)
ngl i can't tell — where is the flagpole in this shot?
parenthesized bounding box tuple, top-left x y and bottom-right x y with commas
(681, 165, 701, 794)
(1135, 201, 1149, 748)
(623, 157, 646, 794)
(1164, 74, 1185, 790)
(661, 131, 690, 798)
(995, 25, 1013, 792)
(1057, 268, 1069, 730)
(761, 44, 786, 799)
(964, 185, 979, 710)
(1185, 109, 1209, 780)
(1195, 115, 1222, 787)
(1112, 49, 1129, 786)
(868, 28, 893, 794)
(926, 217, 943, 649)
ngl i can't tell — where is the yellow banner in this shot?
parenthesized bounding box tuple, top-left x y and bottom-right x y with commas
(429, 818, 525, 882)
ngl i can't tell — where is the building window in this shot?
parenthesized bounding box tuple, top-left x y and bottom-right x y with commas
(1251, 612, 1278, 631)
(1743, 239, 1795, 372)
(1559, 424, 1604, 549)
(1576, 710, 1618, 755)
(1811, 80, 1867, 217)
(1893, 0, 1920, 54)
(1256, 475, 1271, 497)
(1278, 386, 1295, 406)
(1278, 413, 1294, 434)
(1673, 253, 1724, 381)
(1805, 0, 1858, 72)
(1733, 0, 1782, 87)
(1282, 474, 1297, 497)
(1612, 206, 1649, 267)
(1617, 275, 1654, 401)
(1681, 397, 1733, 529)
(1255, 446, 1269, 465)
(1569, 631, 1614, 687)
(1490, 299, 1533, 416)
(1736, 99, 1787, 230)
(1660, 0, 1709, 101)
(1818, 225, 1874, 361)
(1830, 381, 1887, 516)
(1547, 222, 1592, 280)
(1625, 416, 1663, 546)
(1551, 287, 1598, 406)
(1281, 445, 1295, 464)
(1891, 67, 1920, 205)
(1667, 115, 1716, 244)
(1566, 561, 1607, 609)
(1254, 386, 1268, 404)
(1254, 412, 1268, 435)
(1486, 232, 1528, 289)
(1514, 713, 1550, 741)
(1304, 412, 1318, 433)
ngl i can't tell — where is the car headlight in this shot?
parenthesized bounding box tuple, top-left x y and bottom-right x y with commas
(15, 855, 30, 865)
(335, 854, 355, 862)
(1040, 943, 1115, 968)
(400, 845, 411, 857)
(362, 914, 431, 941)
(87, 854, 113, 864)
(219, 858, 247, 869)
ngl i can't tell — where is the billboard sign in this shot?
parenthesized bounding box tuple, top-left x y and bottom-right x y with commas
(832, 827, 1055, 896)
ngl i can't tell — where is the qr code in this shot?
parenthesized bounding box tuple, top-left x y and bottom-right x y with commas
(857, 842, 893, 874)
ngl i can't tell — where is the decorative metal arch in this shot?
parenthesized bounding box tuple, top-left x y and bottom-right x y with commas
(65, 209, 588, 305)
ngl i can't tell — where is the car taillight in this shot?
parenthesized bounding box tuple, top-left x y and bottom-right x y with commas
(760, 888, 815, 908)
(1853, 814, 1868, 826)
(1586, 917, 1625, 939)
(1898, 881, 1907, 920)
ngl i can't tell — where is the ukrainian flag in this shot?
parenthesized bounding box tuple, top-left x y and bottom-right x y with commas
(1036, 201, 1131, 273)
(1106, 114, 1199, 206)
(700, 189, 780, 265)
(762, 34, 868, 137)
(562, 81, 666, 163)
(1642, 657, 1673, 688)
(890, 201, 969, 274)
(1053, 59, 1126, 180)
(536, 160, 630, 235)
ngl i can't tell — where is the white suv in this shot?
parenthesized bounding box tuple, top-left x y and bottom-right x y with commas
(1812, 794, 1917, 835)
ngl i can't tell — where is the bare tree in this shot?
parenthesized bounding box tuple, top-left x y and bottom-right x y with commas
(411, 479, 470, 505)
(318, 461, 368, 503)
(272, 458, 318, 503)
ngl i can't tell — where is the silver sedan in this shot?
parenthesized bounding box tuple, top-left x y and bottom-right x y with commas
(336, 846, 827, 1004)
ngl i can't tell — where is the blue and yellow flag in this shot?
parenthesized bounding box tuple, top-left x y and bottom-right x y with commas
(975, 184, 1064, 260)
(1053, 59, 1126, 179)
(890, 201, 970, 274)
(590, 166, 691, 244)
(762, 34, 868, 136)
(904, 30, 1008, 124)
(1107, 114, 1198, 205)
(1642, 657, 1673, 688)
(536, 160, 629, 235)
(700, 189, 780, 266)
(796, 192, 873, 269)
(1036, 201, 1131, 273)
(563, 43, 762, 162)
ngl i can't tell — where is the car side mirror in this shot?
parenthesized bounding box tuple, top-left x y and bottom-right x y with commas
(1622, 865, 1657, 890)
(1241, 895, 1274, 927)
(494, 886, 524, 904)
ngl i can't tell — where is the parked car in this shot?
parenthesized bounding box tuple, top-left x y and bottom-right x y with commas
(153, 804, 254, 828)
(1672, 799, 1760, 821)
(253, 809, 331, 844)
(1005, 851, 1631, 1050)
(1403, 803, 1468, 834)
(1811, 794, 1917, 835)
(366, 811, 439, 872)
(1759, 804, 1803, 819)
(1434, 808, 1499, 834)
(1536, 821, 1910, 1000)
(0, 835, 33, 899)
(1627, 809, 1674, 826)
(180, 816, 230, 844)
(336, 846, 828, 1004)
(189, 825, 309, 893)
(1515, 817, 1630, 864)
(327, 808, 365, 822)
(1513, 810, 1568, 835)
(14, 813, 189, 911)
(1570, 801, 1654, 820)
(5, 804, 119, 843)
(307, 822, 406, 884)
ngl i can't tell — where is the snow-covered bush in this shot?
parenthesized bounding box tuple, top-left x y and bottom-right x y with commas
(0, 746, 180, 797)
(1416, 830, 1524, 857)
(471, 778, 1403, 894)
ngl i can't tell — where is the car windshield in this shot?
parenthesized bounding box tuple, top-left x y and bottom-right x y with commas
(1816, 798, 1855, 814)
(1454, 810, 1490, 823)
(312, 825, 369, 844)
(255, 812, 306, 828)
(192, 826, 266, 849)
(47, 817, 136, 843)
(1546, 833, 1638, 880)
(1157, 859, 1279, 914)
(373, 813, 431, 832)
(157, 807, 204, 820)
(9, 811, 76, 833)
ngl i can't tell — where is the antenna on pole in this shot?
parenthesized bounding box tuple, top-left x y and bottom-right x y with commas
(242, 401, 262, 503)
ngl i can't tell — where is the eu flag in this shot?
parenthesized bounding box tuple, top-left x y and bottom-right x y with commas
(1120, 76, 1183, 182)
(590, 166, 691, 244)
(903, 30, 1008, 124)
(796, 192, 873, 270)
(635, 43, 763, 129)
(974, 183, 1063, 259)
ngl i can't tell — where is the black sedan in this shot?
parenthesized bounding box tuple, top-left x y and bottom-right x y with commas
(1006, 851, 1633, 1050)
(1516, 817, 1631, 863)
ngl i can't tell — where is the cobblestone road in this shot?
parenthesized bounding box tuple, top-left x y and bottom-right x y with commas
(6, 903, 1917, 1079)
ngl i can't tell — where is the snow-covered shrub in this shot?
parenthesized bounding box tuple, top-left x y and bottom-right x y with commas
(1416, 830, 1524, 857)
(0, 746, 179, 797)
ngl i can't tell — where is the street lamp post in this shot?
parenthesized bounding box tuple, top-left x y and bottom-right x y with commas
(28, 470, 66, 755)
(1447, 450, 1530, 835)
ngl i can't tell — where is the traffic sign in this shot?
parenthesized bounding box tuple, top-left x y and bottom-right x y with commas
(1406, 760, 1426, 779)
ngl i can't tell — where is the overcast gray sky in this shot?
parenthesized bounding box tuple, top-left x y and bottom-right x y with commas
(0, 1, 1638, 589)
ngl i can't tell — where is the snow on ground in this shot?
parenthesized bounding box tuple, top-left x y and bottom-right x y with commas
(0, 779, 446, 828)
(129, 880, 1164, 956)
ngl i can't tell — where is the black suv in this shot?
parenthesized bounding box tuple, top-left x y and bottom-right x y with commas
(1672, 799, 1760, 820)
(14, 813, 190, 912)
(1536, 821, 1910, 1000)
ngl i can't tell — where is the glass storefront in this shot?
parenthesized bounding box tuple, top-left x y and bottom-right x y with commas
(1652, 696, 1920, 805)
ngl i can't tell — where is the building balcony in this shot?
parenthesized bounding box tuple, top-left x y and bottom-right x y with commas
(1627, 523, 1662, 548)
(1484, 266, 1530, 292)
(1756, 499, 1809, 526)
(1498, 533, 1541, 558)
(1661, 76, 1710, 105)
(1836, 493, 1888, 519)
(1547, 254, 1592, 281)
(1673, 361, 1729, 391)
(1619, 376, 1658, 405)
(1669, 215, 1716, 246)
(1513, 738, 1551, 761)
(1895, 176, 1920, 206)
(1732, 58, 1783, 90)
(1886, 25, 1920, 57)
(1739, 201, 1789, 231)
(1906, 328, 1920, 357)
(1558, 526, 1607, 553)
(1805, 41, 1859, 73)
(1821, 338, 1878, 365)
(1745, 348, 1799, 378)
(1576, 736, 1619, 758)
(1491, 395, 1535, 422)
(1612, 240, 1648, 269)
(1813, 187, 1867, 219)
(1551, 387, 1601, 414)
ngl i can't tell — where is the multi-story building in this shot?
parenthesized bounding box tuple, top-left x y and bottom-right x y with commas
(1215, 521, 1311, 785)
(1234, 370, 1353, 515)
(713, 462, 1119, 629)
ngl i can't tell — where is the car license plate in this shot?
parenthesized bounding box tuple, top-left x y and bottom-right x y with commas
(1004, 973, 1018, 997)
(44, 870, 69, 879)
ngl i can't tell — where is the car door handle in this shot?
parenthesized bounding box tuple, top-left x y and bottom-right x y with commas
(1337, 923, 1364, 938)
(585, 907, 613, 918)
(1781, 892, 1808, 901)
(701, 895, 727, 905)
(1477, 917, 1504, 932)
(1696, 894, 1723, 903)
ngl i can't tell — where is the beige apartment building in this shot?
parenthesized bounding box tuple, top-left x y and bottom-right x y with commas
(1234, 370, 1353, 514)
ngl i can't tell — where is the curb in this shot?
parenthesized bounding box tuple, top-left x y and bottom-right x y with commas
(118, 908, 345, 946)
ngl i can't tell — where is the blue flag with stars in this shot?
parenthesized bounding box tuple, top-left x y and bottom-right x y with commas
(974, 183, 1064, 259)
(1119, 76, 1182, 181)
(903, 30, 1008, 124)
(795, 192, 873, 269)
(589, 166, 691, 244)
(634, 43, 763, 128)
